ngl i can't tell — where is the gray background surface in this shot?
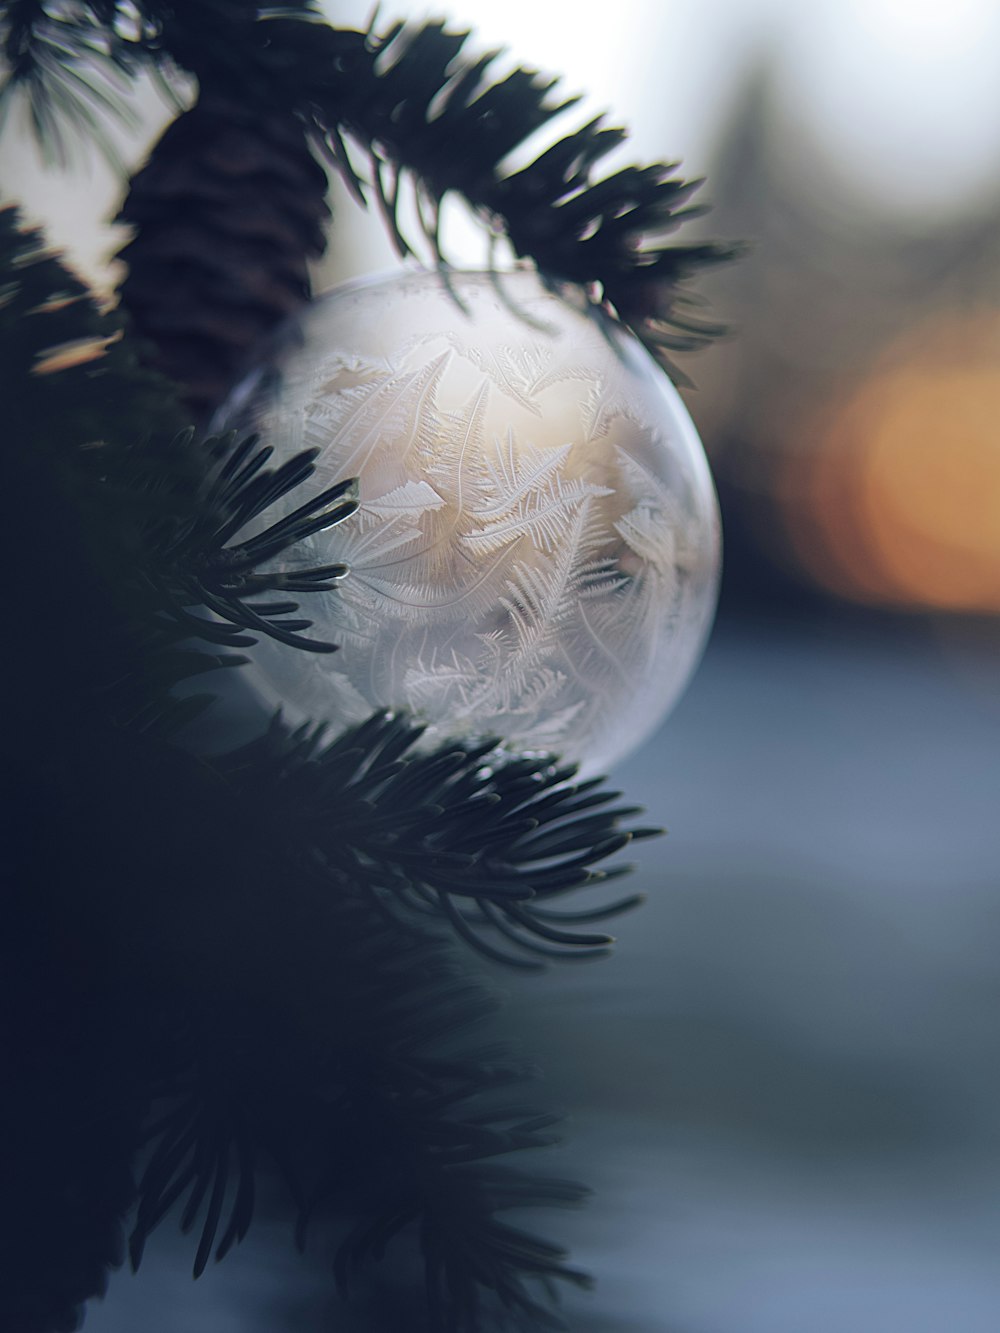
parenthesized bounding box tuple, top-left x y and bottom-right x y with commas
(87, 610, 1000, 1331)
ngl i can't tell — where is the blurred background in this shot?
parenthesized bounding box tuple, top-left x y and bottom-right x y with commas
(4, 1, 1000, 1329)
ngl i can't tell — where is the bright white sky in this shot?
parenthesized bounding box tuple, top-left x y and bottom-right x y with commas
(4, 0, 1000, 289)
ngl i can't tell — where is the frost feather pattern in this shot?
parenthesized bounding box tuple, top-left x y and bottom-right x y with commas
(225, 270, 720, 773)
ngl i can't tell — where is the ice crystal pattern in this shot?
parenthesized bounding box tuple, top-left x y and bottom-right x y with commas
(224, 269, 721, 772)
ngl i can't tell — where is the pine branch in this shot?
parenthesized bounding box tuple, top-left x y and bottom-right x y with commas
(117, 805, 595, 1328)
(0, 32, 684, 1321)
(0, 0, 139, 166)
(217, 712, 654, 969)
(129, 1080, 256, 1278)
(1, 205, 357, 689)
(289, 890, 593, 1332)
(82, 426, 360, 654)
(1, 9, 735, 382)
(0, 204, 185, 453)
(2, 206, 616, 1328)
(0, 1, 320, 156)
(305, 17, 735, 375)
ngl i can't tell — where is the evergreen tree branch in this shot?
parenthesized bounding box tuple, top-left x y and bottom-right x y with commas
(1, 206, 357, 670)
(0, 1, 320, 154)
(83, 425, 360, 653)
(306, 18, 736, 374)
(2, 2, 702, 1297)
(129, 1078, 256, 1277)
(291, 892, 593, 1332)
(1, 204, 185, 454)
(1, 6, 735, 382)
(217, 713, 654, 969)
(2, 200, 644, 1330)
(120, 834, 595, 1328)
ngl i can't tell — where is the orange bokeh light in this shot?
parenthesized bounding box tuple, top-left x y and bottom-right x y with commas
(778, 314, 1000, 613)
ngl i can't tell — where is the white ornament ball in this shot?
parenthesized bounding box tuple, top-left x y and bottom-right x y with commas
(220, 268, 721, 772)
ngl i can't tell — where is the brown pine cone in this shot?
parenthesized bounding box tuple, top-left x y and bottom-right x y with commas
(117, 94, 330, 420)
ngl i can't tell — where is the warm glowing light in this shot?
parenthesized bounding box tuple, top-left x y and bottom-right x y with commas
(780, 315, 1000, 613)
(32, 335, 117, 375)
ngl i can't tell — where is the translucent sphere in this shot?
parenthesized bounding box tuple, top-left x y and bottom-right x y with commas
(219, 268, 721, 772)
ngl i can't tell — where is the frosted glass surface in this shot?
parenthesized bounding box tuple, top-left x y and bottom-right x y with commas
(219, 268, 721, 771)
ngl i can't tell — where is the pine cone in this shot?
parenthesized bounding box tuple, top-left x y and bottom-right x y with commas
(117, 94, 330, 419)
